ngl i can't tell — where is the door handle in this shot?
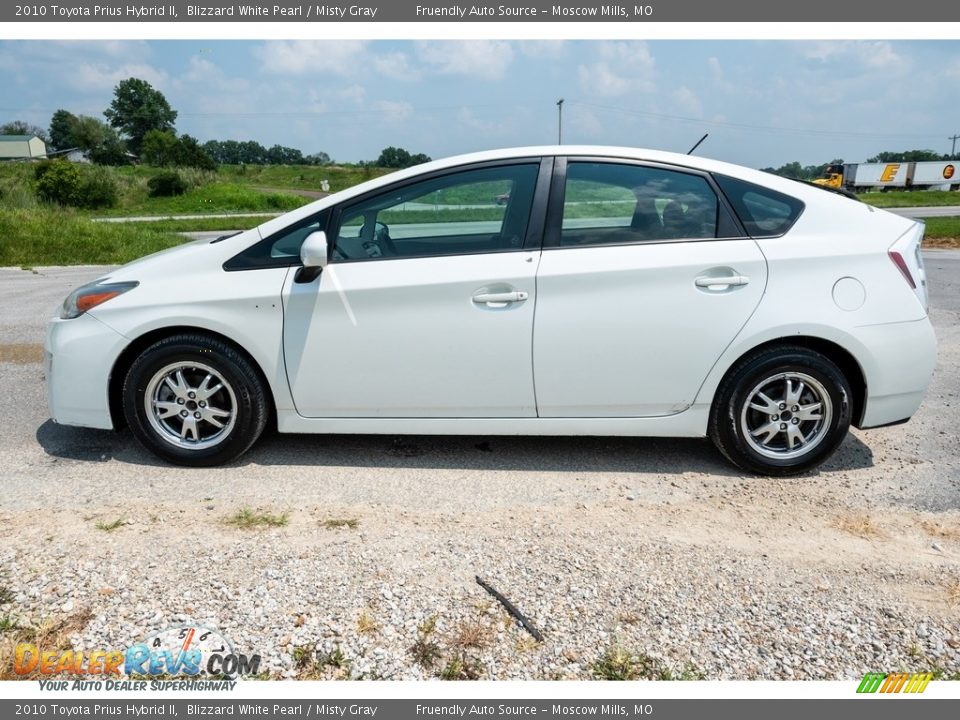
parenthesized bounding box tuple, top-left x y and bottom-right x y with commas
(695, 274, 750, 289)
(472, 291, 529, 305)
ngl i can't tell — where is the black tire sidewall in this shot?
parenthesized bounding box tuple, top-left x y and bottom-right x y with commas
(713, 349, 852, 475)
(123, 336, 267, 466)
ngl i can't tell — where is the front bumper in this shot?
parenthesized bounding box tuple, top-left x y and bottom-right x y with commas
(858, 317, 937, 429)
(45, 313, 128, 430)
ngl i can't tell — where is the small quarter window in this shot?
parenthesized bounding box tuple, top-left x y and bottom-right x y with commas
(714, 174, 804, 237)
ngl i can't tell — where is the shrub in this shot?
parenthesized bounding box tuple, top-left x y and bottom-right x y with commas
(34, 162, 118, 209)
(147, 171, 188, 197)
(35, 161, 81, 206)
(75, 166, 119, 209)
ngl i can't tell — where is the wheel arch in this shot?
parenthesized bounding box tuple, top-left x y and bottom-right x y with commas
(108, 326, 277, 432)
(707, 335, 867, 428)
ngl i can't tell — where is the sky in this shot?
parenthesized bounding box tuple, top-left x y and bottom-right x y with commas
(1, 39, 958, 168)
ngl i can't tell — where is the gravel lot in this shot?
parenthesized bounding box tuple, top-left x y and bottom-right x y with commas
(0, 252, 958, 681)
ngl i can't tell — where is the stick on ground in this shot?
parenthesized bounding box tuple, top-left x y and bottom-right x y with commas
(476, 575, 544, 642)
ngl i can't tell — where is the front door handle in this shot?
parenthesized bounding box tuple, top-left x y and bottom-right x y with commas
(472, 291, 529, 306)
(695, 274, 750, 289)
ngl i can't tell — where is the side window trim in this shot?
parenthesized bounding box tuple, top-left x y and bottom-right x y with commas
(327, 157, 551, 264)
(543, 156, 748, 250)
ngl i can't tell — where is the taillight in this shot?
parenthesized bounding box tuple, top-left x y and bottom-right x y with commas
(888, 249, 917, 289)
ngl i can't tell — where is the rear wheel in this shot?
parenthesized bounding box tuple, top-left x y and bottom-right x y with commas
(123, 334, 268, 466)
(709, 346, 852, 475)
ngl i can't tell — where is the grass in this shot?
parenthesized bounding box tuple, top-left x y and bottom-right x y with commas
(0, 615, 20, 633)
(923, 217, 960, 247)
(292, 644, 352, 679)
(439, 654, 485, 680)
(946, 578, 960, 607)
(860, 190, 960, 208)
(357, 608, 378, 635)
(94, 518, 125, 533)
(834, 513, 885, 540)
(91, 182, 308, 218)
(0, 609, 93, 680)
(409, 615, 442, 670)
(215, 164, 392, 193)
(0, 207, 190, 266)
(591, 642, 702, 681)
(322, 518, 359, 530)
(224, 507, 290, 529)
(918, 519, 960, 541)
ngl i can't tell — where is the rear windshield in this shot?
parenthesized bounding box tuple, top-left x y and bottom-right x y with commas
(713, 174, 805, 237)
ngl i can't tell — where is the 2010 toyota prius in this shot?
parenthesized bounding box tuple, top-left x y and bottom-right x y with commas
(45, 146, 936, 475)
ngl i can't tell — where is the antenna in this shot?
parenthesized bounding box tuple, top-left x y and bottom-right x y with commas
(687, 133, 709, 155)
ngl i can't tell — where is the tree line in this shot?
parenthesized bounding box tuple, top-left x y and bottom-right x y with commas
(2, 77, 431, 170)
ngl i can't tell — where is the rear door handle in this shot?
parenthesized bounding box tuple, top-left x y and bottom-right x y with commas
(695, 274, 750, 289)
(472, 291, 529, 306)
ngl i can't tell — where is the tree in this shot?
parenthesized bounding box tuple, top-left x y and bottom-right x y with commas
(0, 120, 50, 144)
(305, 151, 331, 166)
(48, 109, 77, 151)
(142, 130, 217, 170)
(866, 149, 945, 163)
(375, 146, 431, 169)
(104, 77, 177, 156)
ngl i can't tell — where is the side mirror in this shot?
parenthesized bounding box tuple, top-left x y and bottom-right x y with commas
(300, 230, 328, 269)
(295, 231, 328, 283)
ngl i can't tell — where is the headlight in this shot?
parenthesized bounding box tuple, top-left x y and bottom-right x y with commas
(60, 280, 139, 320)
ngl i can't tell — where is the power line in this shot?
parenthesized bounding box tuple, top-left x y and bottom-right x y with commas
(950, 134, 960, 156)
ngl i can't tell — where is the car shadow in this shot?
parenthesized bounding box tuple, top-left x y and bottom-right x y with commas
(35, 419, 875, 476)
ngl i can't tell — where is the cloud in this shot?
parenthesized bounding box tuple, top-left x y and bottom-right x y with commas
(72, 62, 171, 92)
(671, 86, 703, 118)
(803, 41, 904, 70)
(255, 41, 368, 76)
(373, 52, 420, 81)
(577, 42, 655, 97)
(415, 41, 514, 80)
(374, 100, 413, 122)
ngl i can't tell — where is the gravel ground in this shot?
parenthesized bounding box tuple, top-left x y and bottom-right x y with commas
(0, 253, 958, 681)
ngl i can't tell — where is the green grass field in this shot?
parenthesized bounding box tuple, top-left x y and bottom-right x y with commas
(923, 217, 960, 246)
(0, 208, 189, 266)
(858, 190, 960, 208)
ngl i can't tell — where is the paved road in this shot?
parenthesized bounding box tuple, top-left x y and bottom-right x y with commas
(886, 205, 960, 218)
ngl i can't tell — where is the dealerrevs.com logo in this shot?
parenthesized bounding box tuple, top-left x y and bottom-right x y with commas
(857, 672, 933, 694)
(14, 625, 261, 688)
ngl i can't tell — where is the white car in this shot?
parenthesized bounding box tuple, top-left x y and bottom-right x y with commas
(45, 146, 936, 475)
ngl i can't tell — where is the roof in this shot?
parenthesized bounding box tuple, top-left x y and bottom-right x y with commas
(0, 135, 39, 141)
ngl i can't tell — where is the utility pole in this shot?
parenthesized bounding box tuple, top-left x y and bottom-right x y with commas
(557, 99, 564, 144)
(950, 134, 960, 158)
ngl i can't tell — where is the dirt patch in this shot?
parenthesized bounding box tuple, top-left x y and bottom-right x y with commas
(0, 343, 43, 364)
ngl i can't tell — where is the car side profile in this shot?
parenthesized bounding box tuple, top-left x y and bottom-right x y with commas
(45, 146, 936, 475)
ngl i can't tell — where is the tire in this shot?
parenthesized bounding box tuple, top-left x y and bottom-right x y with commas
(709, 346, 852, 476)
(122, 334, 269, 467)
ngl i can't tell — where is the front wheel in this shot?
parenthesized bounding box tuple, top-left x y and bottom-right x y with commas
(709, 346, 853, 476)
(123, 334, 268, 466)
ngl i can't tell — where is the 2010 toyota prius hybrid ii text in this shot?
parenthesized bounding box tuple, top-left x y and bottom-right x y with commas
(45, 147, 937, 475)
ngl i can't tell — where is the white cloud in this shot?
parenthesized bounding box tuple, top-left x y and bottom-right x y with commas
(373, 52, 420, 81)
(339, 84, 366, 104)
(577, 42, 655, 97)
(72, 62, 171, 92)
(374, 100, 413, 122)
(255, 41, 368, 76)
(415, 41, 514, 81)
(803, 41, 904, 70)
(671, 86, 703, 118)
